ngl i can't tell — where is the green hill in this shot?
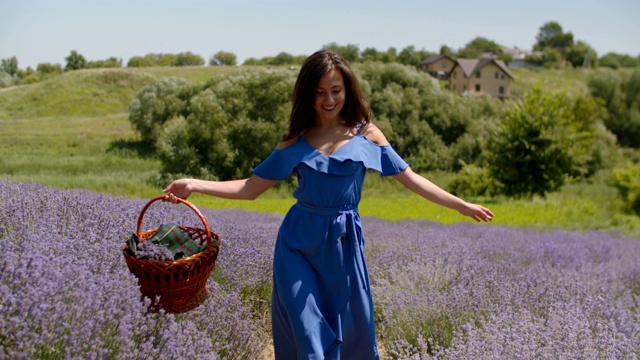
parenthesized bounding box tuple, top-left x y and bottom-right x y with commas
(0, 66, 245, 120)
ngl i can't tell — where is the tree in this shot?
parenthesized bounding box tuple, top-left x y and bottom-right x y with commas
(323, 43, 359, 62)
(126, 53, 202, 67)
(566, 41, 597, 68)
(599, 52, 640, 69)
(534, 21, 574, 66)
(588, 70, 640, 148)
(87, 57, 123, 69)
(152, 69, 295, 180)
(36, 62, 63, 75)
(210, 51, 237, 66)
(458, 37, 509, 62)
(0, 71, 14, 88)
(608, 163, 640, 215)
(486, 86, 603, 197)
(397, 46, 432, 66)
(439, 45, 454, 56)
(1, 56, 18, 76)
(127, 56, 154, 67)
(379, 47, 397, 63)
(174, 52, 205, 66)
(128, 77, 195, 143)
(242, 57, 260, 66)
(270, 52, 295, 65)
(65, 50, 86, 70)
(526, 48, 562, 68)
(360, 47, 381, 62)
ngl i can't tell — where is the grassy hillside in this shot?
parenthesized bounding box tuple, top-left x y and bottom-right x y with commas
(1, 65, 638, 239)
(0, 66, 245, 119)
(509, 67, 591, 97)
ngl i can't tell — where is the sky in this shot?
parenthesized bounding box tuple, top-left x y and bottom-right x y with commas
(1, 0, 639, 69)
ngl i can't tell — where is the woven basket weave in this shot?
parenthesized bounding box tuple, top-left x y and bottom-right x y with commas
(122, 196, 220, 314)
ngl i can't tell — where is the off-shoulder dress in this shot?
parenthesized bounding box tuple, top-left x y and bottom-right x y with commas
(252, 127, 408, 360)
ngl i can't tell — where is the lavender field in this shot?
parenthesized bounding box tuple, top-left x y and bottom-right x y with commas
(1, 179, 639, 359)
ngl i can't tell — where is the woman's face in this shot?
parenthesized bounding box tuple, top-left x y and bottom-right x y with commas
(314, 68, 346, 123)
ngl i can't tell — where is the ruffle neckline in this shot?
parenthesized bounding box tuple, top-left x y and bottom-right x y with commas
(252, 133, 408, 180)
(295, 134, 400, 176)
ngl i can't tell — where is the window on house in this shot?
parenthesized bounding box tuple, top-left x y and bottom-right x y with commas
(453, 85, 456, 91)
(475, 84, 481, 92)
(463, 85, 467, 91)
(495, 72, 499, 79)
(499, 86, 505, 94)
(501, 74, 505, 79)
(442, 61, 448, 68)
(475, 71, 481, 78)
(453, 71, 457, 79)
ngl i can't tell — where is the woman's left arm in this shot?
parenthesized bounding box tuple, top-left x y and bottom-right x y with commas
(392, 167, 494, 222)
(362, 122, 493, 222)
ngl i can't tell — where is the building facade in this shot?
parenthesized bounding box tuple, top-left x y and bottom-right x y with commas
(448, 58, 514, 98)
(418, 54, 456, 80)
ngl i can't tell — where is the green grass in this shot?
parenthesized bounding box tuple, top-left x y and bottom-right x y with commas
(509, 67, 593, 98)
(1, 66, 639, 239)
(0, 66, 243, 120)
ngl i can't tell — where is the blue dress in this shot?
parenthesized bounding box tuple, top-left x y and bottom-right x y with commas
(252, 129, 408, 360)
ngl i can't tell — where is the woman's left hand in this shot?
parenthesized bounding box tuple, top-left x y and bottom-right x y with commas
(163, 179, 193, 202)
(459, 203, 494, 222)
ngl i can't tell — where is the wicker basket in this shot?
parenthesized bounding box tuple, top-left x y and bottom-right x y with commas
(122, 195, 220, 314)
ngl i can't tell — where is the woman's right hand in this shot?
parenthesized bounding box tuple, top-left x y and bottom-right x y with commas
(163, 179, 193, 202)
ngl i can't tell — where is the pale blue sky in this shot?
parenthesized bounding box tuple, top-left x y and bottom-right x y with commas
(1, 0, 639, 69)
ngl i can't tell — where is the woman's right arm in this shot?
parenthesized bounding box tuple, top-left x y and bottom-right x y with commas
(163, 175, 278, 201)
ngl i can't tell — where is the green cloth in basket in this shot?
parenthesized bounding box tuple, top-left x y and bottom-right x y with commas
(148, 223, 206, 260)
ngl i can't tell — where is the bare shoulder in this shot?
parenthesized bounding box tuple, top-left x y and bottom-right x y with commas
(275, 136, 299, 150)
(361, 122, 390, 146)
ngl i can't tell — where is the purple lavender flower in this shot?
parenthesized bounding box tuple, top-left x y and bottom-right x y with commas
(135, 241, 174, 262)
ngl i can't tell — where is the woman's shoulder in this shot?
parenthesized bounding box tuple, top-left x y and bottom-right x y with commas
(360, 122, 390, 146)
(275, 135, 300, 150)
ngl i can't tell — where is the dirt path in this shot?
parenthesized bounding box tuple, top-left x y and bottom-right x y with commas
(261, 341, 388, 359)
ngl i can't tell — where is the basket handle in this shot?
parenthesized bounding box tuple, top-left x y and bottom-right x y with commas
(136, 195, 212, 249)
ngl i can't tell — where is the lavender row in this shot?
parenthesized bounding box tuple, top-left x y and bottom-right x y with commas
(0, 180, 271, 359)
(364, 219, 640, 358)
(1, 178, 639, 359)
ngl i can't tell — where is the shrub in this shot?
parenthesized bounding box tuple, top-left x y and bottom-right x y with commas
(128, 77, 195, 144)
(486, 86, 610, 197)
(608, 163, 640, 215)
(0, 70, 15, 88)
(151, 69, 295, 181)
(588, 69, 640, 148)
(448, 163, 501, 198)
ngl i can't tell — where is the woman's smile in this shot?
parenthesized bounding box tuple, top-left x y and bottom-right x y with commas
(314, 68, 345, 122)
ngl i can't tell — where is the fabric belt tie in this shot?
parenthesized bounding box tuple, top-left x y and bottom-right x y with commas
(294, 202, 368, 291)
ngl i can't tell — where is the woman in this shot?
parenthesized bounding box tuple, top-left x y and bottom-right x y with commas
(164, 49, 494, 359)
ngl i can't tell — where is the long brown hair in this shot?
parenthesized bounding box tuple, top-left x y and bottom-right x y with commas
(283, 49, 371, 140)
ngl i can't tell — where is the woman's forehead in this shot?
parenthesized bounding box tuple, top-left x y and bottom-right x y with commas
(317, 69, 344, 87)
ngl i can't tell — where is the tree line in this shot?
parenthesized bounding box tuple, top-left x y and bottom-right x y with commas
(2, 21, 639, 89)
